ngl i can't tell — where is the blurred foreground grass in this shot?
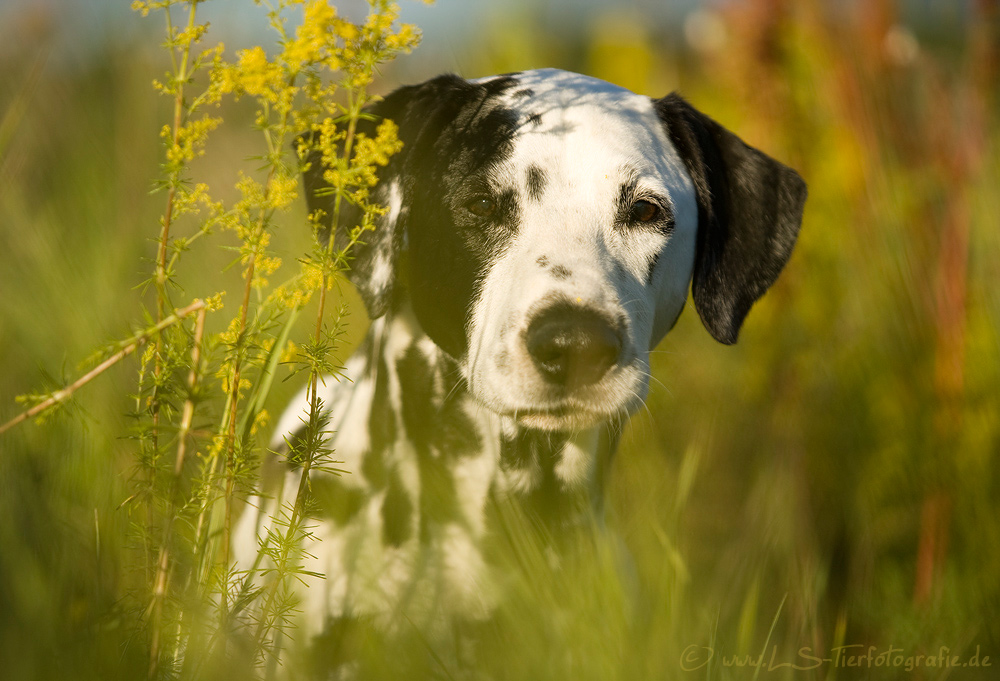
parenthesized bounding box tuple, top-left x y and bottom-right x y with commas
(1, 1, 999, 679)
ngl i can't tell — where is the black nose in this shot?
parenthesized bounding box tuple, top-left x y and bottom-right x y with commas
(525, 303, 622, 388)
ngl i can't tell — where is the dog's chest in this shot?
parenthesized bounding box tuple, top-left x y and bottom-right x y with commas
(273, 316, 492, 627)
(258, 313, 602, 632)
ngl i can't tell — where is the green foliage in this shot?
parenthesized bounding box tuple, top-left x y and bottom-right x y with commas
(4, 1, 419, 677)
(125, 2, 421, 676)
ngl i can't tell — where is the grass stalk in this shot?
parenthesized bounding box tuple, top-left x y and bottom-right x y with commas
(151, 0, 199, 456)
(0, 299, 208, 437)
(220, 107, 295, 620)
(143, 1, 201, 593)
(245, 88, 366, 662)
(148, 305, 207, 679)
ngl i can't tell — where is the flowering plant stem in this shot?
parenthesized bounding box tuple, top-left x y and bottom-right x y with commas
(0, 299, 208, 436)
(123, 1, 422, 676)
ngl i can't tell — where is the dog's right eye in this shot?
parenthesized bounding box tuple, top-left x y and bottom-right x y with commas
(466, 197, 497, 218)
(629, 199, 660, 223)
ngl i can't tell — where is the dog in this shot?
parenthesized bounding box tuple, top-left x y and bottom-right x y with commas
(236, 68, 806, 640)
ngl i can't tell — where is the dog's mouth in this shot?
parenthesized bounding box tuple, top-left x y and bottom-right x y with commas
(508, 402, 622, 432)
(484, 358, 647, 433)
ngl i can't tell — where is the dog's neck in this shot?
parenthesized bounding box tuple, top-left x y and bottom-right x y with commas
(360, 302, 618, 528)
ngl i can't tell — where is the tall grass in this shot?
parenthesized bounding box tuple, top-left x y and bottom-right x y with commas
(4, 0, 418, 677)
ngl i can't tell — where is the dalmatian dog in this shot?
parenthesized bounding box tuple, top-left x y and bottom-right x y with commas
(235, 68, 806, 638)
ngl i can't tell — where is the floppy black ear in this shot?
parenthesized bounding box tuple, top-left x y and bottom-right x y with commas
(299, 75, 469, 319)
(653, 94, 807, 344)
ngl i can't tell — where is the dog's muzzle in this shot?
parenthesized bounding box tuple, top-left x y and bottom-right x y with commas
(524, 302, 623, 390)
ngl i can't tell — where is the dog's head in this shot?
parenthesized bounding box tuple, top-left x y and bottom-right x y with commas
(303, 69, 806, 432)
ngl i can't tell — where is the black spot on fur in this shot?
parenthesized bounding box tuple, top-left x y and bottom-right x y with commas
(550, 265, 571, 280)
(397, 343, 436, 447)
(526, 113, 543, 127)
(397, 344, 482, 458)
(416, 451, 460, 543)
(536, 255, 549, 268)
(395, 344, 475, 540)
(499, 430, 537, 472)
(363, 353, 396, 488)
(615, 175, 638, 220)
(403, 78, 523, 358)
(381, 467, 413, 546)
(525, 164, 547, 202)
(361, 446, 386, 489)
(301, 74, 522, 358)
(498, 429, 588, 525)
(490, 187, 521, 238)
(512, 88, 534, 99)
(312, 475, 366, 526)
(368, 354, 397, 451)
(646, 251, 661, 283)
(308, 616, 381, 676)
(439, 397, 482, 457)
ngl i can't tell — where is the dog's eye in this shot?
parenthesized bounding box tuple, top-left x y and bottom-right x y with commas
(466, 197, 497, 218)
(629, 199, 660, 223)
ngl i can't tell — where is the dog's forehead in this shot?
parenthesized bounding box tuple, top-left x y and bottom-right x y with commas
(475, 69, 651, 124)
(474, 69, 681, 192)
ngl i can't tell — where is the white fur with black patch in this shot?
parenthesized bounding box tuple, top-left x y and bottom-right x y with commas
(466, 70, 698, 432)
(233, 68, 807, 650)
(236, 310, 501, 635)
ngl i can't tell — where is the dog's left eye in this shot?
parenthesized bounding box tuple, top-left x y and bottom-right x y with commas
(466, 197, 497, 218)
(629, 199, 660, 223)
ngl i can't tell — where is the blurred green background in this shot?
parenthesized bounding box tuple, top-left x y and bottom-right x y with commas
(1, 0, 998, 679)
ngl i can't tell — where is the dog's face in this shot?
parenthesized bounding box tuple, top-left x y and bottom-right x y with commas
(304, 69, 807, 433)
(457, 71, 698, 431)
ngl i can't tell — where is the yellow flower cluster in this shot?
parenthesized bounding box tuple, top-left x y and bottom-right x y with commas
(348, 118, 403, 188)
(268, 171, 299, 211)
(161, 115, 220, 173)
(253, 252, 278, 290)
(173, 22, 210, 49)
(223, 46, 288, 107)
(280, 340, 299, 366)
(215, 315, 255, 396)
(217, 315, 244, 348)
(135, 0, 426, 441)
(129, 0, 156, 18)
(205, 293, 225, 312)
(250, 408, 269, 436)
(283, 0, 346, 72)
(266, 258, 327, 310)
